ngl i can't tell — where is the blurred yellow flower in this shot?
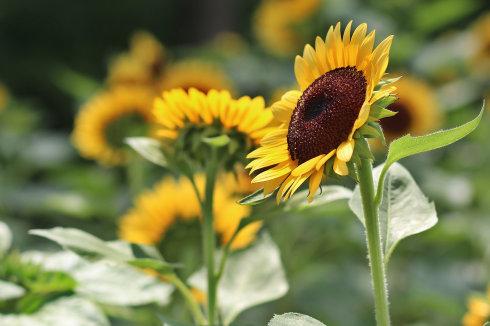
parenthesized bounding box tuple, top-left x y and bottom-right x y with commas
(72, 86, 154, 165)
(254, 0, 320, 56)
(471, 13, 490, 74)
(247, 21, 395, 203)
(380, 75, 441, 142)
(463, 287, 490, 326)
(107, 31, 165, 88)
(119, 172, 261, 250)
(153, 88, 273, 144)
(159, 60, 234, 94)
(0, 83, 10, 111)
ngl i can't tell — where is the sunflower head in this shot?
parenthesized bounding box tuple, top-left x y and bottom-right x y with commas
(152, 88, 273, 171)
(247, 21, 397, 203)
(108, 31, 165, 88)
(159, 60, 234, 94)
(119, 172, 261, 250)
(72, 86, 154, 165)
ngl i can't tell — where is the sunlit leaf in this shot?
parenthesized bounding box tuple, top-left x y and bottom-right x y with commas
(189, 234, 288, 326)
(126, 137, 167, 167)
(284, 186, 352, 211)
(0, 296, 109, 326)
(0, 280, 25, 300)
(29, 228, 131, 261)
(22, 251, 174, 306)
(268, 313, 326, 326)
(0, 221, 12, 257)
(349, 163, 438, 264)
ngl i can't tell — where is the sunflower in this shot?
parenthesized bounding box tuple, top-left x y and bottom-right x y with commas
(107, 31, 165, 88)
(159, 60, 234, 94)
(119, 172, 261, 250)
(463, 287, 490, 326)
(254, 0, 320, 56)
(152, 88, 273, 169)
(380, 75, 441, 142)
(471, 13, 490, 74)
(72, 86, 154, 165)
(247, 21, 396, 202)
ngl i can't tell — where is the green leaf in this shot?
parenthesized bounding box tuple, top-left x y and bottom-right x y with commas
(386, 106, 483, 168)
(284, 186, 352, 212)
(238, 189, 272, 206)
(349, 163, 438, 264)
(0, 221, 12, 257)
(128, 258, 175, 274)
(29, 228, 132, 261)
(189, 234, 288, 326)
(0, 280, 25, 300)
(202, 134, 230, 147)
(125, 137, 167, 167)
(268, 313, 326, 326)
(369, 95, 397, 120)
(0, 296, 110, 326)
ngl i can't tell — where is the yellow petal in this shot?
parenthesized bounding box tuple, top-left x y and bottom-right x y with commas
(337, 140, 355, 162)
(291, 155, 323, 177)
(307, 168, 324, 202)
(333, 157, 349, 176)
(316, 149, 336, 170)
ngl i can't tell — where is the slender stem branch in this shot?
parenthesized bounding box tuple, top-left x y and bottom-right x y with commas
(357, 158, 391, 326)
(166, 274, 207, 325)
(202, 151, 218, 325)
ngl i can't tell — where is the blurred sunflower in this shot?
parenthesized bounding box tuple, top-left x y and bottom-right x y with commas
(153, 88, 273, 169)
(380, 75, 441, 142)
(159, 60, 234, 94)
(119, 172, 261, 250)
(247, 21, 396, 202)
(254, 0, 320, 56)
(72, 86, 154, 165)
(107, 31, 165, 88)
(471, 13, 490, 74)
(0, 83, 9, 111)
(463, 287, 490, 326)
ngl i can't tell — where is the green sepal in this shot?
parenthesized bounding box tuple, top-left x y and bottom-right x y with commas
(238, 189, 273, 206)
(374, 76, 401, 90)
(202, 134, 231, 147)
(354, 137, 374, 161)
(369, 95, 398, 120)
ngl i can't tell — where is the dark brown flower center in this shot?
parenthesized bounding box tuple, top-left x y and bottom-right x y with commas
(287, 66, 367, 163)
(381, 101, 412, 137)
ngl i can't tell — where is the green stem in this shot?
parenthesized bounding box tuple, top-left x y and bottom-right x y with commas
(202, 152, 218, 325)
(166, 274, 207, 325)
(357, 158, 391, 326)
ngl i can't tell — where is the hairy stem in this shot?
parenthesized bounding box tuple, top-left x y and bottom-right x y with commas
(357, 158, 391, 326)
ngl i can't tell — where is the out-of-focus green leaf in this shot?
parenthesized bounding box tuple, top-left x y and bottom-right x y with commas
(284, 186, 352, 212)
(128, 258, 175, 274)
(0, 221, 12, 257)
(268, 313, 326, 326)
(126, 137, 167, 167)
(0, 280, 25, 300)
(0, 296, 109, 326)
(349, 163, 438, 264)
(189, 234, 288, 326)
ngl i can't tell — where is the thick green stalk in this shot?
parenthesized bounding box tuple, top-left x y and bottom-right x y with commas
(202, 154, 218, 325)
(166, 274, 207, 325)
(357, 158, 391, 326)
